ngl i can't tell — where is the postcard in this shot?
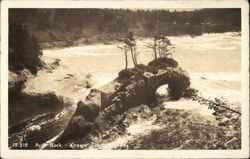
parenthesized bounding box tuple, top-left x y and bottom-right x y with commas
(1, 0, 249, 158)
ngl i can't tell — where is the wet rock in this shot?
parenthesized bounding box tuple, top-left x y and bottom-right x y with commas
(59, 117, 92, 143)
(132, 114, 138, 120)
(43, 58, 61, 73)
(85, 80, 95, 88)
(51, 59, 60, 68)
(73, 88, 102, 122)
(26, 125, 41, 132)
(86, 73, 92, 79)
(102, 134, 110, 140)
(218, 117, 230, 127)
(124, 105, 152, 123)
(9, 91, 64, 127)
(9, 70, 68, 129)
(9, 70, 32, 97)
(117, 130, 123, 135)
(62, 96, 73, 107)
(77, 101, 100, 122)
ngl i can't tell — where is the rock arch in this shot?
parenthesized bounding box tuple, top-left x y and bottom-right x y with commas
(59, 58, 190, 143)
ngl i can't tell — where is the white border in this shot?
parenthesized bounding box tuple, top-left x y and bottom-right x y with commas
(1, 0, 249, 158)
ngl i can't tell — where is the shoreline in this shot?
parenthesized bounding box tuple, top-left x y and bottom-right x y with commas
(8, 31, 242, 150)
(40, 31, 241, 51)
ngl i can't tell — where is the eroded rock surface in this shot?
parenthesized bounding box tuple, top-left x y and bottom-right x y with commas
(59, 58, 190, 144)
(9, 70, 69, 128)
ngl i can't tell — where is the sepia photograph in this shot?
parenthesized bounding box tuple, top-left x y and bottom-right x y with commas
(1, 0, 249, 158)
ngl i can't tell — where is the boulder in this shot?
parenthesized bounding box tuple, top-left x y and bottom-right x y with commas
(58, 116, 92, 143)
(9, 91, 64, 127)
(76, 101, 100, 122)
(8, 69, 74, 128)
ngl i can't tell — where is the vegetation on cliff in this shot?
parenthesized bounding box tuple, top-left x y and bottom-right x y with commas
(9, 21, 43, 74)
(9, 8, 241, 48)
(8, 19, 67, 130)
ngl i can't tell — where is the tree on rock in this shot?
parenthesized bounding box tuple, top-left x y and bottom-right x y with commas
(117, 44, 129, 70)
(145, 35, 174, 59)
(118, 32, 138, 67)
(125, 32, 138, 67)
(158, 35, 174, 58)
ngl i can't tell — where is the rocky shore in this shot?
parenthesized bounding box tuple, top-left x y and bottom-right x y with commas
(9, 59, 70, 129)
(8, 56, 241, 150)
(58, 58, 190, 146)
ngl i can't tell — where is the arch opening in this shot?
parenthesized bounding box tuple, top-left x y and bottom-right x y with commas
(155, 84, 169, 97)
(154, 84, 171, 104)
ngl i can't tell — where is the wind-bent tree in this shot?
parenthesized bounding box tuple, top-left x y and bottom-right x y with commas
(118, 32, 138, 67)
(145, 35, 174, 59)
(133, 45, 140, 65)
(153, 38, 157, 59)
(159, 36, 174, 58)
(126, 32, 138, 66)
(117, 44, 129, 70)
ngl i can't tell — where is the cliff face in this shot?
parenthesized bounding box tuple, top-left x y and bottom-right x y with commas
(59, 58, 190, 144)
(8, 70, 69, 128)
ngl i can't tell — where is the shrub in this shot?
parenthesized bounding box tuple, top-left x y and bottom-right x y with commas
(118, 64, 147, 79)
(148, 58, 178, 70)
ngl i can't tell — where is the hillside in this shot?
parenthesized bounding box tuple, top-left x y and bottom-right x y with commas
(9, 8, 241, 49)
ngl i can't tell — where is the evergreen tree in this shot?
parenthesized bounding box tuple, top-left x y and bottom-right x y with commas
(9, 22, 43, 74)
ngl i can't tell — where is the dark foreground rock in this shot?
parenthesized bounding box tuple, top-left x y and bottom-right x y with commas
(9, 92, 66, 127)
(8, 70, 70, 128)
(115, 106, 240, 150)
(59, 58, 190, 144)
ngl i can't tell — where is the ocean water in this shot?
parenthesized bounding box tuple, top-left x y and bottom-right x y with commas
(17, 32, 241, 149)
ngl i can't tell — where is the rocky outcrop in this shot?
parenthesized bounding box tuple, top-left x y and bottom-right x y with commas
(9, 91, 66, 127)
(8, 70, 70, 128)
(59, 58, 190, 143)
